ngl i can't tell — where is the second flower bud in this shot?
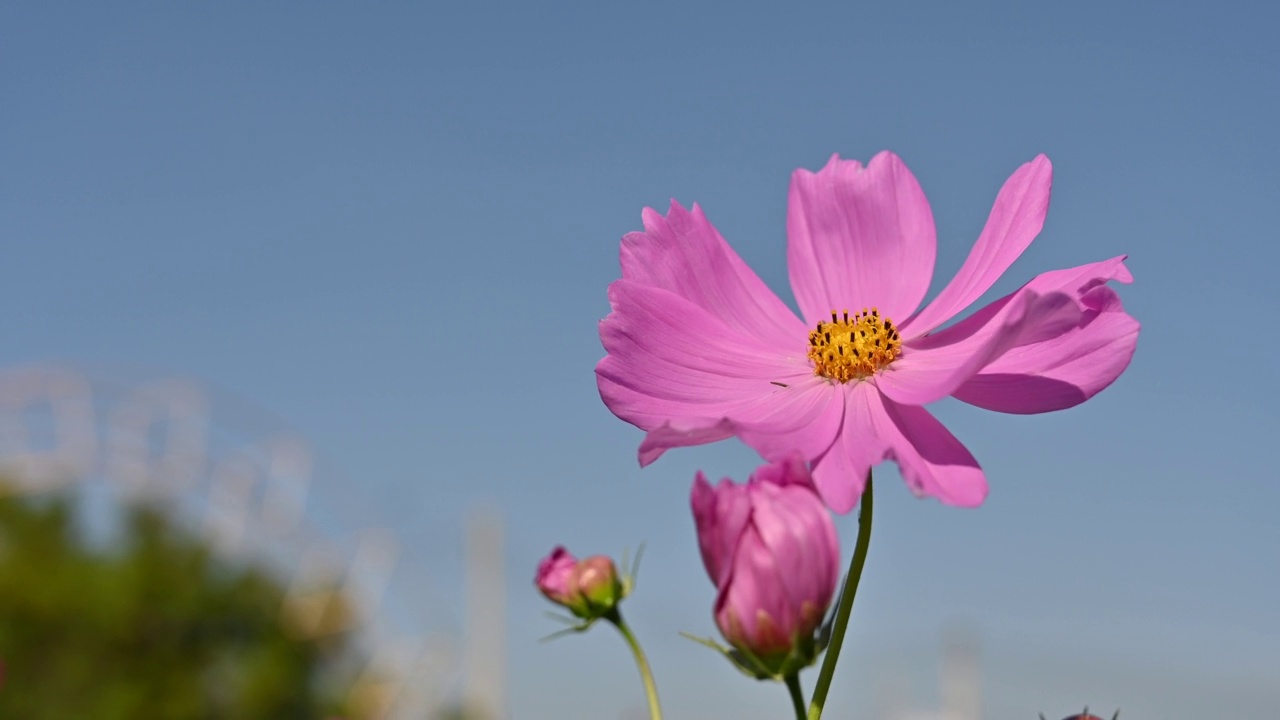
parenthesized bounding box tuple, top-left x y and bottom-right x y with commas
(691, 454, 841, 678)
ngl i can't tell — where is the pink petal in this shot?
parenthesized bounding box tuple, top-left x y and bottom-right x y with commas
(535, 546, 579, 602)
(597, 280, 810, 432)
(621, 201, 807, 349)
(717, 526, 794, 655)
(638, 378, 842, 466)
(875, 290, 1083, 407)
(810, 384, 890, 513)
(953, 257, 1140, 413)
(871, 392, 988, 507)
(809, 384, 987, 510)
(902, 155, 1054, 336)
(745, 452, 816, 492)
(735, 382, 846, 463)
(787, 152, 937, 326)
(639, 417, 737, 466)
(749, 479, 839, 614)
(691, 473, 752, 589)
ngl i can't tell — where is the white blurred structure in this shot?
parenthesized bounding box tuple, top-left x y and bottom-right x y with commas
(461, 510, 507, 720)
(879, 631, 983, 720)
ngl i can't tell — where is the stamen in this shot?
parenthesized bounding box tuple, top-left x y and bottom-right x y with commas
(807, 306, 903, 382)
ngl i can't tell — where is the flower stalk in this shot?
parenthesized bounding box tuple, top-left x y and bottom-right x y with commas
(607, 609, 663, 720)
(785, 674, 807, 720)
(807, 472, 874, 720)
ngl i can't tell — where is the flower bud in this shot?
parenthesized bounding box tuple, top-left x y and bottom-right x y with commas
(535, 546, 580, 608)
(691, 454, 839, 674)
(535, 547, 625, 620)
(570, 554, 622, 616)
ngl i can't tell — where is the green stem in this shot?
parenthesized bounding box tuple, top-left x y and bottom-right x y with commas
(785, 674, 807, 720)
(608, 610, 663, 720)
(807, 472, 874, 720)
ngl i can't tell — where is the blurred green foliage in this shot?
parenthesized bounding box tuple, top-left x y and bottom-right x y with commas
(0, 490, 348, 719)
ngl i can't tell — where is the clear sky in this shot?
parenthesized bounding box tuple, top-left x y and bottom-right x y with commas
(2, 2, 1278, 718)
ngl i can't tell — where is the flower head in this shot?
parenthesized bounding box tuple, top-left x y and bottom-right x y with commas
(597, 152, 1139, 511)
(691, 455, 840, 673)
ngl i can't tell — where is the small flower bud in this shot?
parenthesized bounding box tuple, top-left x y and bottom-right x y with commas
(535, 546, 580, 608)
(570, 554, 622, 616)
(535, 547, 627, 620)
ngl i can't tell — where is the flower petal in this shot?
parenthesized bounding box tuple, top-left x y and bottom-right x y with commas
(716, 526, 794, 655)
(735, 383, 846, 464)
(953, 257, 1140, 413)
(810, 384, 889, 513)
(787, 151, 937, 326)
(749, 479, 839, 615)
(691, 474, 752, 589)
(809, 384, 987, 510)
(621, 201, 806, 348)
(535, 546, 579, 603)
(871, 392, 988, 507)
(875, 289, 1083, 407)
(638, 378, 842, 466)
(638, 417, 737, 466)
(902, 155, 1053, 336)
(745, 452, 815, 492)
(597, 280, 810, 432)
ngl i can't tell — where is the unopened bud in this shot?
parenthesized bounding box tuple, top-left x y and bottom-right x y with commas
(570, 555, 622, 616)
(535, 546, 581, 608)
(691, 455, 839, 676)
(535, 547, 627, 620)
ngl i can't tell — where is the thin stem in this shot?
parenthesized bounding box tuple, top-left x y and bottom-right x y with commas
(785, 674, 807, 720)
(807, 472, 874, 720)
(608, 610, 663, 720)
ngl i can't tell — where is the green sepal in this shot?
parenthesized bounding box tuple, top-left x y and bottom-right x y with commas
(619, 542, 645, 598)
(537, 611, 600, 642)
(679, 629, 822, 682)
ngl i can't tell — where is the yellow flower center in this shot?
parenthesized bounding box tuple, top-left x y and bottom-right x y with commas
(807, 308, 902, 383)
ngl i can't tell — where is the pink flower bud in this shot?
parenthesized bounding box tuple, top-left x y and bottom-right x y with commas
(535, 546, 579, 606)
(691, 454, 840, 667)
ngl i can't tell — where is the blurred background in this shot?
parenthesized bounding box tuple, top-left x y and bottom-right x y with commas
(1, 1, 1277, 718)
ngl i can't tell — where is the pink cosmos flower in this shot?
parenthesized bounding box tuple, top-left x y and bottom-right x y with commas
(597, 152, 1139, 512)
(692, 454, 840, 666)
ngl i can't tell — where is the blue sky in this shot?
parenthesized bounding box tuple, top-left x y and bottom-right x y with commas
(2, 2, 1278, 718)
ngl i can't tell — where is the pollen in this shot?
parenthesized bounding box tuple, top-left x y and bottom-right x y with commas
(807, 308, 902, 383)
